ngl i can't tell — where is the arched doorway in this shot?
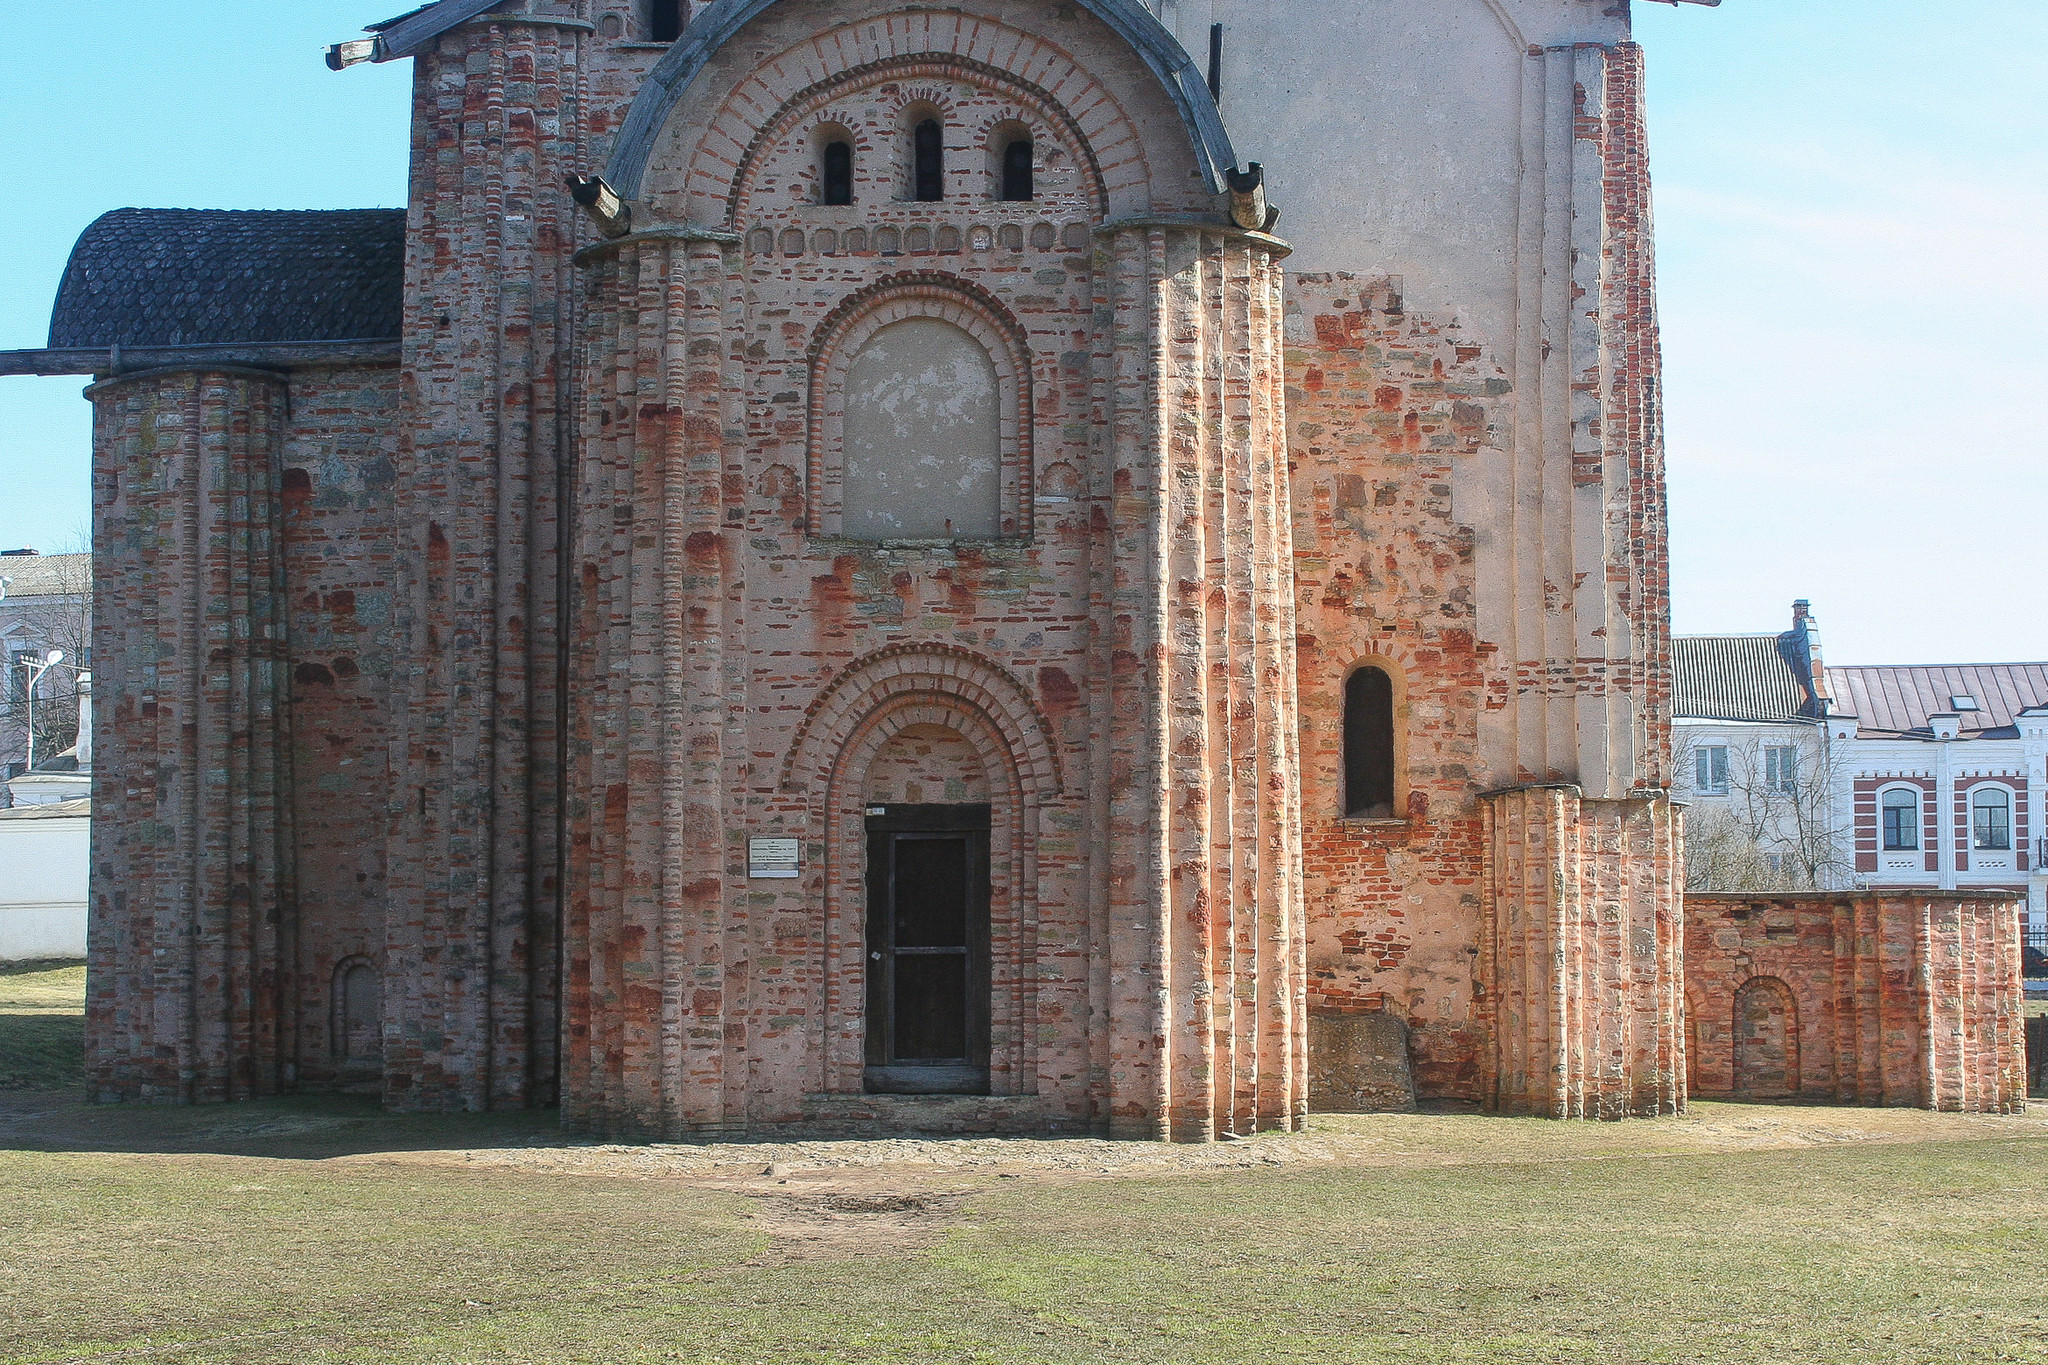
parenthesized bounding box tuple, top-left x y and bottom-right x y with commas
(1733, 977, 1799, 1097)
(860, 724, 993, 1094)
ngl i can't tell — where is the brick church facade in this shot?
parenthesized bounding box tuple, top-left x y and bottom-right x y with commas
(9, 0, 1689, 1137)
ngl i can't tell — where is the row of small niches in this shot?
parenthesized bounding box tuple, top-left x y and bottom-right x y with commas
(744, 221, 1091, 257)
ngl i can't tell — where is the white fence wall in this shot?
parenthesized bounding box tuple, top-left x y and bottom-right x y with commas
(0, 813, 88, 960)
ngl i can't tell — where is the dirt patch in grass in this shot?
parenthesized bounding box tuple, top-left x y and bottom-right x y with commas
(0, 958, 83, 1092)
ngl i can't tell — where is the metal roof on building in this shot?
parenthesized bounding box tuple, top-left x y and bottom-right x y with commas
(1672, 633, 1817, 723)
(0, 797, 91, 821)
(1825, 663, 2048, 738)
(0, 553, 89, 599)
(49, 209, 405, 349)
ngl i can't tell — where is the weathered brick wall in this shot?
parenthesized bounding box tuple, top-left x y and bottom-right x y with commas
(1476, 786, 1683, 1117)
(1287, 42, 1680, 1114)
(279, 365, 403, 1091)
(1600, 42, 1672, 793)
(1288, 271, 1499, 1100)
(1685, 892, 2026, 1113)
(87, 368, 295, 1102)
(382, 16, 589, 1111)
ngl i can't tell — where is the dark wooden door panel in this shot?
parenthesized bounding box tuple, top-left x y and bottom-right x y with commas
(864, 804, 990, 1094)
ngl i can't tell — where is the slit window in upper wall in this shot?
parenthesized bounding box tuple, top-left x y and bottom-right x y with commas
(1343, 666, 1396, 818)
(1000, 138, 1033, 201)
(651, 0, 684, 41)
(913, 119, 944, 201)
(823, 139, 853, 205)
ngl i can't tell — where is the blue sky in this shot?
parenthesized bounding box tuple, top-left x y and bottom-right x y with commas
(1, 1, 2041, 664)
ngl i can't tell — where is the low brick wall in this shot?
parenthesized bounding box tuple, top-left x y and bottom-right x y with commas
(1684, 892, 2025, 1113)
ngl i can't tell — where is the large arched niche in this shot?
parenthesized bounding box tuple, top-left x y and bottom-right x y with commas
(806, 274, 1034, 542)
(782, 644, 1062, 1100)
(620, 0, 1223, 224)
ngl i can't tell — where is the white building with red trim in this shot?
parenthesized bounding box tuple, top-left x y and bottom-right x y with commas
(1675, 602, 2046, 935)
(1825, 664, 2046, 926)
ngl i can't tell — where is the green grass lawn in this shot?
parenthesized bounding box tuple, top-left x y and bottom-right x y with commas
(4, 959, 2045, 1364)
(1, 1112, 2045, 1364)
(0, 959, 84, 1091)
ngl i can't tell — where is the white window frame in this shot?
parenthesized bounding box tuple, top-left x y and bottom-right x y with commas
(1878, 784, 1922, 852)
(1763, 744, 1799, 794)
(1694, 743, 1729, 796)
(1970, 783, 2014, 852)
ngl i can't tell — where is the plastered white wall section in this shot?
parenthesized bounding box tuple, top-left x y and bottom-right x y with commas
(0, 815, 88, 959)
(1185, 0, 1626, 343)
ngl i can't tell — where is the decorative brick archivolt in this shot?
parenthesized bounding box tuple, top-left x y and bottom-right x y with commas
(722, 54, 1111, 223)
(605, 0, 1230, 203)
(803, 273, 1036, 541)
(780, 641, 1062, 797)
(782, 643, 1059, 1097)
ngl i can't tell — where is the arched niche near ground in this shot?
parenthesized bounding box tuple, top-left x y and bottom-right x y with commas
(330, 956, 381, 1066)
(1733, 976, 1799, 1098)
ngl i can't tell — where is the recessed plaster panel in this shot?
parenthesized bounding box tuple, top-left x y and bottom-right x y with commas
(841, 318, 1002, 540)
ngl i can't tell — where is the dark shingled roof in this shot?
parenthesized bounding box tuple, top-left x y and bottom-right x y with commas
(49, 209, 406, 349)
(1672, 633, 1820, 723)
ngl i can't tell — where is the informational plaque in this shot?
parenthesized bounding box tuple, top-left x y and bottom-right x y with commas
(748, 837, 801, 879)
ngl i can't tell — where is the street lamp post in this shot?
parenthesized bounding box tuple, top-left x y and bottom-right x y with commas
(21, 648, 66, 774)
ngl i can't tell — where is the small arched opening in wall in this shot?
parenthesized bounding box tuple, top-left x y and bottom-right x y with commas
(1341, 660, 1403, 819)
(986, 119, 1036, 201)
(806, 275, 1034, 543)
(648, 0, 685, 43)
(713, 55, 1114, 228)
(813, 121, 857, 206)
(330, 956, 382, 1068)
(898, 99, 948, 202)
(1732, 975, 1799, 1098)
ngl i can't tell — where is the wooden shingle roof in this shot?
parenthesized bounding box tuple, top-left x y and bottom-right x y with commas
(48, 209, 405, 349)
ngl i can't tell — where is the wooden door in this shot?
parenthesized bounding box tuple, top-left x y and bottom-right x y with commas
(864, 804, 990, 1094)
